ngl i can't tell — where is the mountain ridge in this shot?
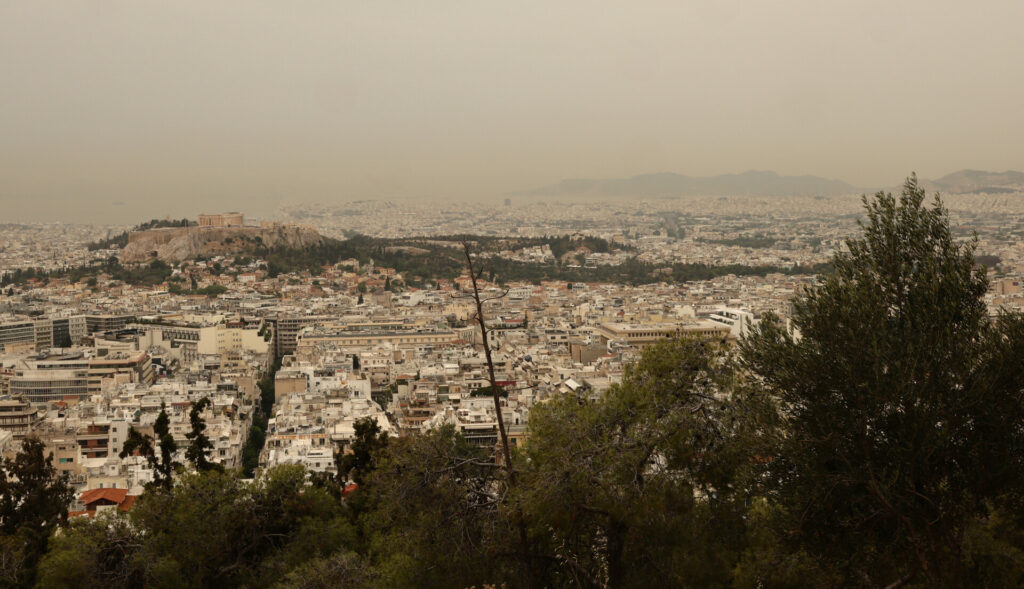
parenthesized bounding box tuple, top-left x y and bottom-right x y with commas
(923, 169, 1024, 194)
(512, 169, 1024, 198)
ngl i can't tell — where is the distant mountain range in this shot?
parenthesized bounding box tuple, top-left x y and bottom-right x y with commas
(512, 169, 1024, 198)
(923, 170, 1024, 194)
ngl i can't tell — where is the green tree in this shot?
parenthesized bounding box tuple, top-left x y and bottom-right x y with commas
(521, 336, 767, 587)
(258, 359, 280, 415)
(153, 404, 179, 489)
(137, 466, 349, 587)
(363, 426, 515, 588)
(336, 416, 388, 487)
(186, 397, 221, 472)
(242, 425, 266, 478)
(38, 466, 354, 588)
(120, 427, 155, 465)
(0, 437, 75, 588)
(271, 552, 377, 589)
(121, 406, 179, 491)
(740, 176, 1024, 586)
(33, 512, 147, 588)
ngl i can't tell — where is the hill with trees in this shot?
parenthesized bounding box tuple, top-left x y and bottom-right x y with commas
(927, 169, 1024, 193)
(87, 219, 195, 251)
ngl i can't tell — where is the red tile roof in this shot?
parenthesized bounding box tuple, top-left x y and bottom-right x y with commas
(119, 495, 137, 511)
(80, 488, 128, 505)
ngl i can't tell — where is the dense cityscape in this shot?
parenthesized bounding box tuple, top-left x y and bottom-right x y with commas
(0, 182, 1023, 585)
(5, 1, 1024, 587)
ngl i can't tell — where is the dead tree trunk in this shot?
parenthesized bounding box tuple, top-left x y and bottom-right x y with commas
(459, 241, 539, 589)
(461, 242, 514, 471)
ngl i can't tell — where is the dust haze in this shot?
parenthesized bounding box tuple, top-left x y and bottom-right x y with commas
(2, 1, 1024, 223)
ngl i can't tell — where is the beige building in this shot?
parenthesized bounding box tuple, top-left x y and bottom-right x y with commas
(0, 318, 37, 353)
(295, 319, 459, 354)
(133, 318, 269, 362)
(9, 351, 91, 403)
(87, 351, 156, 394)
(0, 316, 88, 352)
(274, 373, 309, 403)
(594, 321, 731, 348)
(0, 399, 42, 440)
(85, 314, 135, 335)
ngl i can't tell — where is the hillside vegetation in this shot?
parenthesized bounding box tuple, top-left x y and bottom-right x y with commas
(87, 219, 194, 251)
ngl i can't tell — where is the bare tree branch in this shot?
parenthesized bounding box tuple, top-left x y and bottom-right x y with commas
(459, 240, 540, 589)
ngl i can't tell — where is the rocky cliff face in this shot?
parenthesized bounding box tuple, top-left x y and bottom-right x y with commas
(119, 225, 327, 263)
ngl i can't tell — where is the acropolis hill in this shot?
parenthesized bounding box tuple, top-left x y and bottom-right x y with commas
(119, 213, 326, 264)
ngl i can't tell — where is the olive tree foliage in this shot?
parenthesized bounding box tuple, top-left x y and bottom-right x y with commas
(740, 176, 1024, 587)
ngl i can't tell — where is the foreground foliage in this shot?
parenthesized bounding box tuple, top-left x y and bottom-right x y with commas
(741, 175, 1024, 586)
(37, 466, 357, 589)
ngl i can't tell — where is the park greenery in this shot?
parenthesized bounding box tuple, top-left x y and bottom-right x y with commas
(1, 258, 174, 288)
(253, 233, 821, 286)
(167, 283, 229, 297)
(2, 177, 1023, 587)
(697, 234, 778, 248)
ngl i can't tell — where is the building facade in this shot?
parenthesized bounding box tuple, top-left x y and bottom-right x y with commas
(198, 212, 244, 227)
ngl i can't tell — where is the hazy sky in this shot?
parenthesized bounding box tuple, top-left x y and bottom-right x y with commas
(3, 1, 1024, 223)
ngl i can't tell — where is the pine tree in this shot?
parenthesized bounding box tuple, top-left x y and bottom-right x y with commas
(336, 416, 388, 487)
(186, 397, 221, 472)
(120, 406, 180, 491)
(153, 403, 179, 489)
(741, 175, 1024, 586)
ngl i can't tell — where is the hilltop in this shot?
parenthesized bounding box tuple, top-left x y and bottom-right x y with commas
(513, 168, 1024, 198)
(924, 169, 1024, 194)
(119, 223, 328, 264)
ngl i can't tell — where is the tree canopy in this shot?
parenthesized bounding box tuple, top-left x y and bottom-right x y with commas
(741, 175, 1024, 586)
